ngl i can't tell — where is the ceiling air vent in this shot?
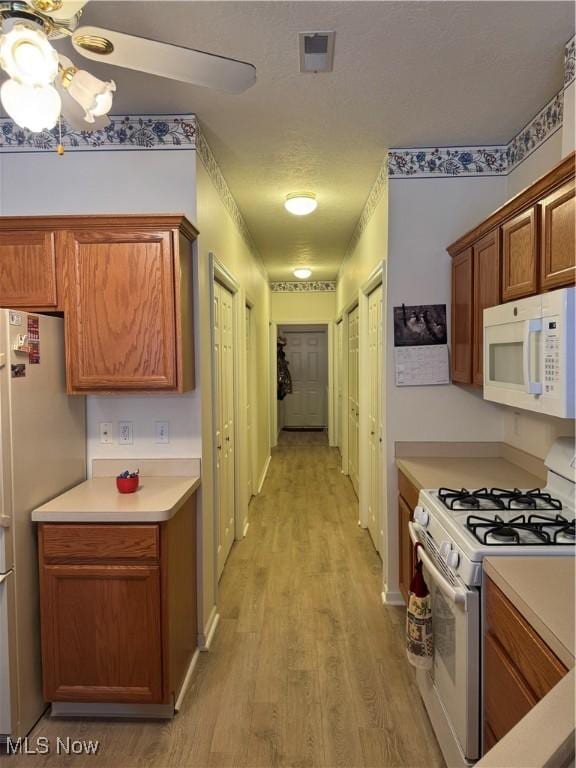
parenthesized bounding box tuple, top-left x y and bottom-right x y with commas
(299, 31, 335, 73)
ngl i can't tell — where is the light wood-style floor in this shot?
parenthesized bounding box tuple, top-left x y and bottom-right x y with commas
(7, 433, 444, 768)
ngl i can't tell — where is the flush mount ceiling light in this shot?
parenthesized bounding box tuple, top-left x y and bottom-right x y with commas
(293, 268, 312, 279)
(284, 193, 318, 216)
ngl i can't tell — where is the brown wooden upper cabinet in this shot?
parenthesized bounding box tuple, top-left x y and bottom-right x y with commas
(448, 152, 575, 386)
(473, 231, 501, 385)
(0, 230, 61, 310)
(451, 248, 473, 384)
(502, 207, 537, 300)
(540, 179, 575, 290)
(0, 215, 197, 394)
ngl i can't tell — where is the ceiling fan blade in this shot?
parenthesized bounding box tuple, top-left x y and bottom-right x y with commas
(71, 26, 257, 94)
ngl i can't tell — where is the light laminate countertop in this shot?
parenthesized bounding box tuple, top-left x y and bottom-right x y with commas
(396, 457, 543, 493)
(484, 556, 575, 669)
(32, 476, 201, 523)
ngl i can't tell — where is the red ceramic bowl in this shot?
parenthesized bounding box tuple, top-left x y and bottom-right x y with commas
(116, 476, 139, 494)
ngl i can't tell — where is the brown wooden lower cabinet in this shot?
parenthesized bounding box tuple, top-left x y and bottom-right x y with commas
(483, 576, 568, 751)
(38, 496, 197, 707)
(398, 470, 419, 604)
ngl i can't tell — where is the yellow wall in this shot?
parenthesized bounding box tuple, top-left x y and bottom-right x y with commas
(337, 168, 388, 314)
(196, 158, 271, 636)
(271, 290, 336, 323)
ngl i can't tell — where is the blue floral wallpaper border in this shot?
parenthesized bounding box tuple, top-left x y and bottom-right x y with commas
(0, 114, 197, 152)
(271, 281, 336, 292)
(565, 35, 575, 88)
(389, 86, 565, 179)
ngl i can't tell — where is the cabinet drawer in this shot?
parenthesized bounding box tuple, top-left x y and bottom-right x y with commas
(398, 470, 420, 510)
(484, 632, 536, 741)
(41, 524, 160, 563)
(486, 577, 567, 699)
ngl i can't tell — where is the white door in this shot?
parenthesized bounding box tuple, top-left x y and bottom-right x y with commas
(282, 330, 327, 428)
(367, 285, 383, 552)
(245, 305, 254, 503)
(348, 306, 360, 497)
(214, 281, 235, 578)
(335, 320, 343, 450)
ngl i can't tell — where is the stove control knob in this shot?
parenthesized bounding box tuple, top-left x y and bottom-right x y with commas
(439, 541, 451, 560)
(413, 506, 429, 527)
(446, 550, 460, 569)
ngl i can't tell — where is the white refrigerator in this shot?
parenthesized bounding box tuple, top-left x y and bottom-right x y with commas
(0, 310, 86, 739)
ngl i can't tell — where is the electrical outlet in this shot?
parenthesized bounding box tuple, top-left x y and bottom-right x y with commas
(99, 422, 114, 444)
(118, 421, 133, 445)
(155, 421, 170, 444)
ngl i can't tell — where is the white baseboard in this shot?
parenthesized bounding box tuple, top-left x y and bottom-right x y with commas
(199, 607, 220, 651)
(243, 521, 250, 537)
(174, 649, 199, 711)
(257, 455, 271, 493)
(382, 589, 405, 607)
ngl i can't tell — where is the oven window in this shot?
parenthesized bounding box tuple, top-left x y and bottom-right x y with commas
(489, 342, 524, 385)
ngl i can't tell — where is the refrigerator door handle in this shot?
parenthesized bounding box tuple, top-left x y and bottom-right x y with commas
(0, 572, 9, 584)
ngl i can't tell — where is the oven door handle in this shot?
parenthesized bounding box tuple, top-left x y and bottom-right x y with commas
(408, 522, 469, 610)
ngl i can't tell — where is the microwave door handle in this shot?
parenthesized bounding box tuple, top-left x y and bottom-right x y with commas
(523, 318, 543, 395)
(408, 522, 469, 610)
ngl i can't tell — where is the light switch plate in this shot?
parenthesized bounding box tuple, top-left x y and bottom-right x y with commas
(99, 422, 114, 444)
(155, 421, 170, 444)
(118, 421, 133, 445)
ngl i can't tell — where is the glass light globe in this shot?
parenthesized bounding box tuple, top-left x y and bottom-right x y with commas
(67, 69, 115, 122)
(1, 79, 62, 132)
(293, 268, 312, 279)
(284, 194, 318, 216)
(0, 24, 59, 86)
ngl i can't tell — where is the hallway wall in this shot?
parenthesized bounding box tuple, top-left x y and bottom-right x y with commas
(336, 162, 388, 315)
(271, 290, 336, 323)
(196, 156, 271, 634)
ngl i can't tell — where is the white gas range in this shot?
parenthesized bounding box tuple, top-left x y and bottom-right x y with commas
(408, 438, 575, 767)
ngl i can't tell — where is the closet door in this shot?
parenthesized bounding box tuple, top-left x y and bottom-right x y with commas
(348, 306, 360, 498)
(245, 305, 254, 503)
(367, 285, 383, 552)
(215, 282, 235, 578)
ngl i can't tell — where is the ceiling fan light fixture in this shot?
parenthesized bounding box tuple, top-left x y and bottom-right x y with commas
(293, 268, 312, 279)
(284, 193, 318, 216)
(63, 67, 116, 121)
(0, 22, 59, 85)
(0, 78, 61, 131)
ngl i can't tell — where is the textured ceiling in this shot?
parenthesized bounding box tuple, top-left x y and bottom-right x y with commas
(45, 2, 576, 278)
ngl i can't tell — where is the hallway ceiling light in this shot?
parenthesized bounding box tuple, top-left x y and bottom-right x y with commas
(293, 268, 312, 279)
(284, 193, 317, 216)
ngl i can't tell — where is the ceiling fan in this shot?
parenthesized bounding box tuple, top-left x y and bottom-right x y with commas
(0, 0, 256, 133)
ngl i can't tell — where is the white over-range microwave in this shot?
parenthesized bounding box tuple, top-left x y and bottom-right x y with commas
(483, 286, 575, 418)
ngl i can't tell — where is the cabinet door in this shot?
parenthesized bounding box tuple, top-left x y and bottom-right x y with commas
(484, 632, 536, 742)
(451, 248, 473, 384)
(540, 180, 575, 290)
(40, 564, 163, 703)
(502, 207, 537, 300)
(0, 230, 59, 309)
(62, 229, 177, 392)
(398, 495, 413, 604)
(473, 231, 501, 386)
